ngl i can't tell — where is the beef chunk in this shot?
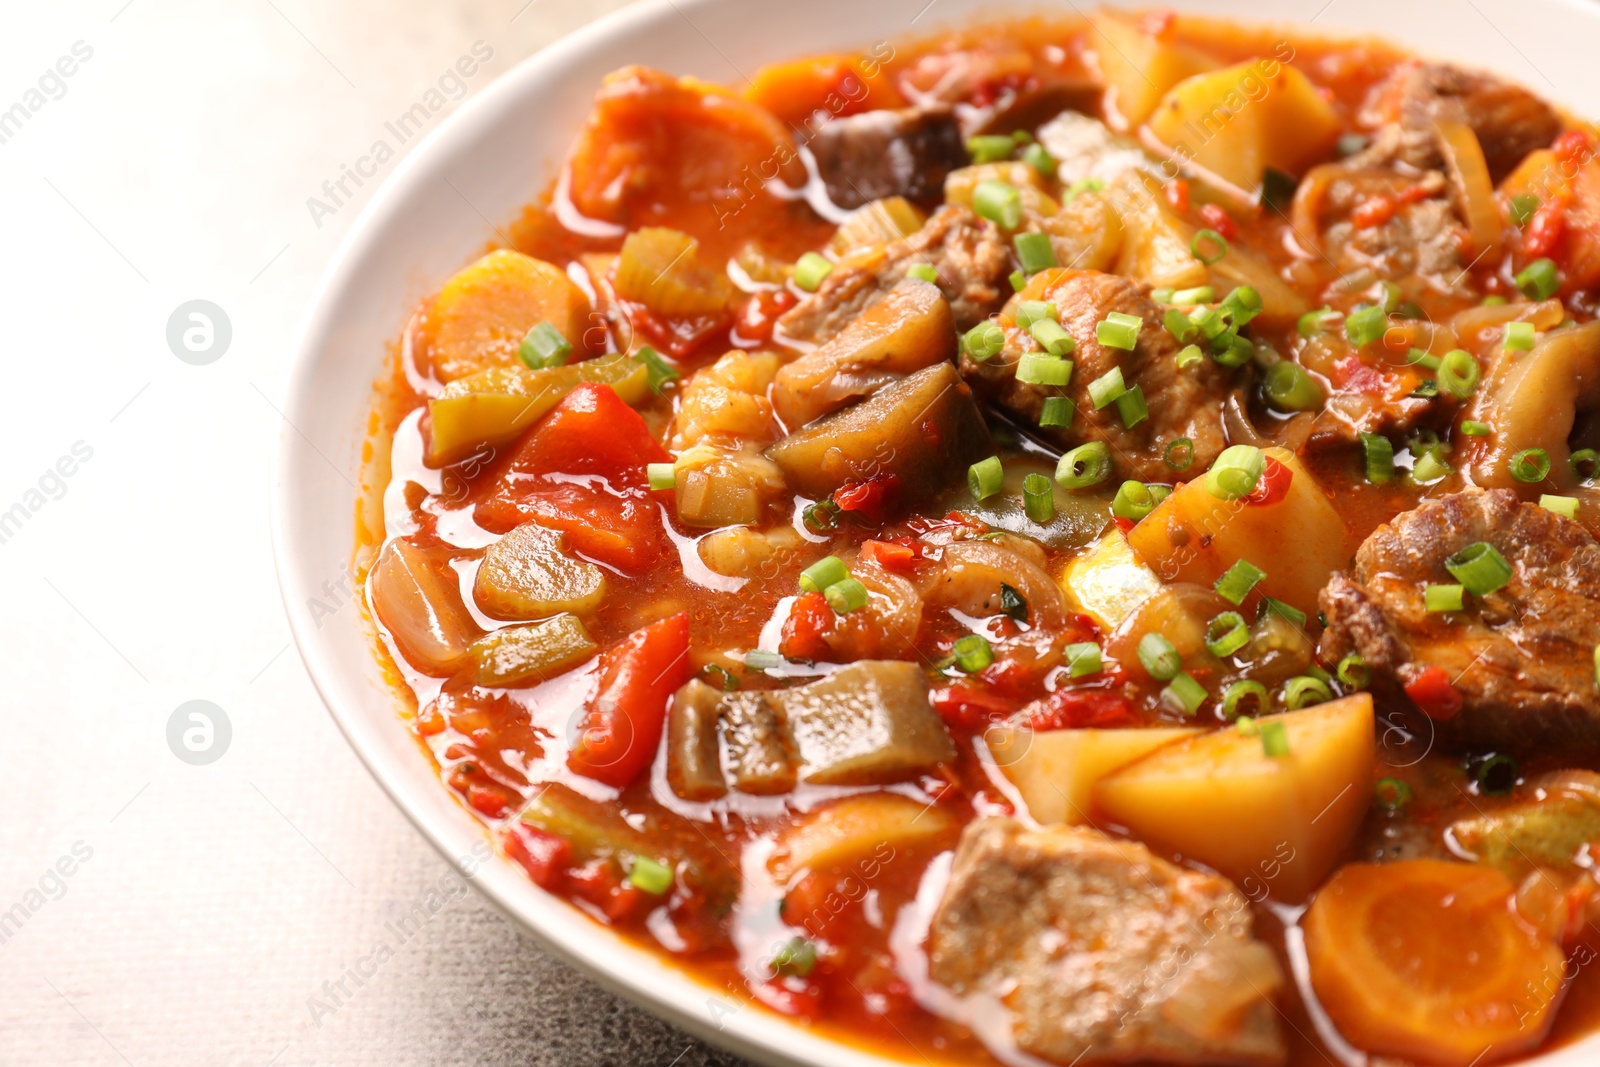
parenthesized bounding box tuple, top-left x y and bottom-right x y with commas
(1363, 61, 1562, 183)
(960, 271, 1230, 482)
(1319, 489, 1600, 752)
(808, 105, 967, 211)
(930, 818, 1286, 1067)
(777, 204, 1010, 345)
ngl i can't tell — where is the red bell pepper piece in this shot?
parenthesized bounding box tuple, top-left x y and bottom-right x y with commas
(505, 823, 571, 890)
(1247, 457, 1293, 507)
(1404, 664, 1462, 721)
(1026, 688, 1139, 731)
(567, 614, 692, 787)
(779, 592, 836, 662)
(476, 383, 671, 571)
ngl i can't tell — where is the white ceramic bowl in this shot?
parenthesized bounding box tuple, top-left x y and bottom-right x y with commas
(274, 1, 1600, 1063)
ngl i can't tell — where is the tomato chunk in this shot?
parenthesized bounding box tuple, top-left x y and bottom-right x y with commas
(506, 823, 571, 890)
(568, 614, 692, 787)
(477, 383, 671, 571)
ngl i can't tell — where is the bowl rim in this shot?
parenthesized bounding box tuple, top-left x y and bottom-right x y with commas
(271, 1, 1600, 1065)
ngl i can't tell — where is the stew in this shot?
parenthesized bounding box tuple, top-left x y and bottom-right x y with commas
(357, 10, 1600, 1066)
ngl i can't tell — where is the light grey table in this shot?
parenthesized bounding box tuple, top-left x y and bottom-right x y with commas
(0, 2, 750, 1064)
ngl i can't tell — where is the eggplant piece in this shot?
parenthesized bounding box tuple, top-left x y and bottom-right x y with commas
(468, 614, 597, 687)
(808, 105, 967, 210)
(772, 278, 955, 431)
(666, 680, 729, 801)
(778, 661, 956, 786)
(721, 692, 798, 795)
(767, 362, 991, 502)
(474, 521, 606, 620)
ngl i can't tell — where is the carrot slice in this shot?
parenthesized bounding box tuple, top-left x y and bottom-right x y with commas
(1305, 860, 1568, 1066)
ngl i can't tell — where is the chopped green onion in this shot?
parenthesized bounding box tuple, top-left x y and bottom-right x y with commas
(1344, 304, 1387, 347)
(1263, 361, 1324, 412)
(1261, 597, 1307, 627)
(1411, 451, 1451, 484)
(1171, 285, 1215, 306)
(1471, 753, 1519, 795)
(518, 322, 572, 369)
(1016, 351, 1073, 385)
(1023, 472, 1055, 523)
(1056, 442, 1112, 489)
(966, 134, 1015, 163)
(794, 251, 834, 292)
(1459, 420, 1492, 436)
(1000, 584, 1027, 622)
(1337, 132, 1370, 157)
(801, 499, 839, 533)
(634, 346, 680, 394)
(1028, 318, 1077, 357)
(1235, 716, 1259, 737)
(1087, 366, 1127, 409)
(1138, 632, 1181, 681)
(1481, 294, 1508, 306)
(1189, 304, 1227, 339)
(1162, 671, 1208, 717)
(974, 180, 1023, 230)
(1215, 559, 1267, 606)
(1438, 349, 1481, 400)
(1509, 194, 1540, 227)
(1504, 321, 1536, 351)
(798, 555, 848, 594)
(1016, 300, 1057, 328)
(1516, 257, 1560, 300)
(1541, 494, 1579, 519)
(1406, 347, 1441, 371)
(1204, 444, 1266, 501)
(1572, 449, 1599, 482)
(824, 577, 868, 613)
(907, 263, 939, 284)
(1063, 642, 1102, 678)
(1337, 652, 1370, 690)
(1259, 720, 1290, 758)
(627, 856, 674, 895)
(1191, 228, 1228, 264)
(1015, 232, 1057, 274)
(1150, 287, 1176, 304)
(1360, 432, 1394, 484)
(701, 663, 738, 691)
(1009, 269, 1027, 292)
(1112, 480, 1157, 522)
(968, 456, 1004, 500)
(1222, 680, 1269, 720)
(1115, 385, 1148, 429)
(1375, 777, 1413, 813)
(1283, 675, 1333, 710)
(1510, 447, 1551, 483)
(1165, 437, 1194, 471)
(1411, 379, 1440, 400)
(1020, 142, 1057, 176)
(1039, 396, 1074, 428)
(963, 321, 1006, 361)
(1376, 280, 1403, 314)
(1096, 311, 1143, 351)
(1444, 541, 1513, 597)
(1220, 286, 1263, 327)
(744, 649, 783, 670)
(1210, 331, 1254, 368)
(1425, 583, 1464, 613)
(1175, 343, 1204, 369)
(1063, 176, 1104, 202)
(953, 633, 994, 673)
(1164, 307, 1198, 343)
(771, 936, 817, 978)
(1205, 611, 1250, 657)
(646, 463, 677, 490)
(1011, 129, 1032, 144)
(1298, 307, 1339, 337)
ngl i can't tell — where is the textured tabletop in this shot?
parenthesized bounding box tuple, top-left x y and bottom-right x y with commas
(0, 2, 752, 1064)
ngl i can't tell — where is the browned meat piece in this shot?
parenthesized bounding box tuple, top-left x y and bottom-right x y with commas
(1362, 61, 1562, 183)
(929, 818, 1287, 1067)
(808, 105, 967, 211)
(777, 204, 1009, 345)
(1295, 157, 1466, 293)
(1319, 489, 1600, 752)
(960, 271, 1230, 482)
